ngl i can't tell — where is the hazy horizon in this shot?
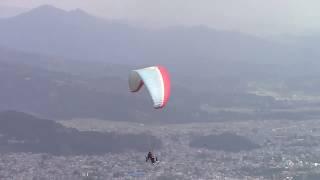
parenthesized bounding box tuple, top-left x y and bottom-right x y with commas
(1, 0, 320, 36)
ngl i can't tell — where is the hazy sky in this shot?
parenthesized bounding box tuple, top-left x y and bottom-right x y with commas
(1, 0, 320, 35)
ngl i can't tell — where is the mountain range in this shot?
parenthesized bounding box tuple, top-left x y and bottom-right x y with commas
(0, 5, 319, 87)
(0, 5, 314, 67)
(0, 5, 320, 122)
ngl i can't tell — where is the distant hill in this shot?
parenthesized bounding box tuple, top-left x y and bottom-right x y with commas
(189, 133, 260, 152)
(0, 5, 319, 94)
(0, 5, 307, 67)
(0, 111, 162, 155)
(1, 5, 320, 122)
(0, 5, 144, 64)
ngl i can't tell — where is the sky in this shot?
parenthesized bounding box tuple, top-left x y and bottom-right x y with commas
(1, 0, 320, 36)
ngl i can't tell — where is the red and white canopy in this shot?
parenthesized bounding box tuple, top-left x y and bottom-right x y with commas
(129, 66, 171, 109)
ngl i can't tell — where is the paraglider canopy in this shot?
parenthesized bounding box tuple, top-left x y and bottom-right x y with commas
(129, 66, 171, 109)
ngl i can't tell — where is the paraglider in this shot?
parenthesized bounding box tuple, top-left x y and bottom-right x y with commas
(128, 66, 171, 109)
(128, 66, 171, 165)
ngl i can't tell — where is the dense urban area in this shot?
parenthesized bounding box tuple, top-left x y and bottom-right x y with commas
(0, 118, 320, 180)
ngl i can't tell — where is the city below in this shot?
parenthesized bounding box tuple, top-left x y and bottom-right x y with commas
(1, 118, 320, 180)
